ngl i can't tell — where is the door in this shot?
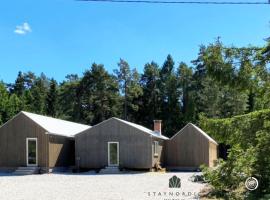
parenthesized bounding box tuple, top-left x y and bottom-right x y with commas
(26, 138, 38, 166)
(108, 142, 119, 166)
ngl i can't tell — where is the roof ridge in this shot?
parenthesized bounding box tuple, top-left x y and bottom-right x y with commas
(170, 122, 217, 144)
(21, 111, 90, 137)
(189, 123, 218, 145)
(21, 111, 89, 126)
(113, 118, 168, 140)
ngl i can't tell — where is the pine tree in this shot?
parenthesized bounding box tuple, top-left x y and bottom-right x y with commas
(22, 90, 35, 112)
(24, 72, 36, 89)
(45, 79, 58, 117)
(114, 59, 130, 120)
(30, 74, 49, 114)
(177, 62, 196, 123)
(79, 63, 121, 124)
(0, 82, 9, 124)
(159, 55, 182, 136)
(13, 71, 25, 96)
(114, 59, 142, 121)
(58, 74, 80, 121)
(6, 94, 22, 120)
(138, 61, 161, 127)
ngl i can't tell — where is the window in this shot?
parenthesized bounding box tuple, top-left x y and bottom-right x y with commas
(154, 141, 159, 156)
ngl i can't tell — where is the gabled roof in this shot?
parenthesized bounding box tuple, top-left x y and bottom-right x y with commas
(82, 117, 169, 140)
(170, 123, 218, 145)
(113, 118, 169, 140)
(21, 111, 90, 137)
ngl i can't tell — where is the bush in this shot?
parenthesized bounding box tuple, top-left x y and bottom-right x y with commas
(200, 109, 270, 198)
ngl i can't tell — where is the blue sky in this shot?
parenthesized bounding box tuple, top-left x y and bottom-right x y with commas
(0, 0, 269, 83)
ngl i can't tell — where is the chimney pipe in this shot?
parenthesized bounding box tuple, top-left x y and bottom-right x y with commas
(153, 120, 162, 135)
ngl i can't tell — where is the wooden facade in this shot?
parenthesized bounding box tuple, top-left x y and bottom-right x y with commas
(209, 141, 218, 167)
(0, 112, 75, 172)
(151, 137, 166, 167)
(49, 135, 75, 168)
(75, 118, 166, 169)
(165, 123, 218, 169)
(0, 111, 217, 172)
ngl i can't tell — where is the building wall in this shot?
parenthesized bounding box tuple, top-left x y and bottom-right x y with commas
(48, 135, 75, 168)
(209, 141, 218, 167)
(166, 124, 214, 168)
(151, 137, 166, 167)
(0, 113, 49, 169)
(75, 118, 153, 169)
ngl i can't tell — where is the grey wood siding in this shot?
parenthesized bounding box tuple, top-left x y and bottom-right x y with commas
(75, 118, 153, 169)
(49, 135, 75, 167)
(166, 124, 217, 168)
(151, 137, 166, 167)
(0, 113, 49, 168)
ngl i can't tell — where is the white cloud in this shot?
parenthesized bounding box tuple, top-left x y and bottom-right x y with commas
(14, 22, 32, 35)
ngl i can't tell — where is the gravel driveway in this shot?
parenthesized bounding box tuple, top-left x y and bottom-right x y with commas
(0, 172, 204, 200)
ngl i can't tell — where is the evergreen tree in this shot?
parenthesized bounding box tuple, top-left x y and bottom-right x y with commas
(13, 71, 25, 96)
(79, 63, 121, 124)
(192, 47, 223, 118)
(138, 61, 161, 127)
(58, 74, 80, 121)
(23, 72, 36, 89)
(114, 59, 143, 121)
(0, 82, 9, 124)
(45, 79, 58, 117)
(261, 41, 270, 63)
(30, 74, 49, 114)
(177, 62, 196, 123)
(159, 55, 181, 136)
(126, 68, 143, 122)
(6, 94, 22, 120)
(22, 90, 35, 112)
(218, 86, 248, 117)
(114, 59, 130, 120)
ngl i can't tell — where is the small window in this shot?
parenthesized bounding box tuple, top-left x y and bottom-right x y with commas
(154, 141, 159, 156)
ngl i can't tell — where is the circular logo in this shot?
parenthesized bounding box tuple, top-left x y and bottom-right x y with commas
(245, 177, 258, 191)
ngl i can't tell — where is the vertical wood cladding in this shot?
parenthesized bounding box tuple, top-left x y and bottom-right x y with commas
(75, 118, 155, 169)
(209, 141, 218, 167)
(0, 112, 75, 170)
(166, 124, 218, 168)
(0, 113, 49, 168)
(49, 135, 75, 167)
(151, 137, 166, 167)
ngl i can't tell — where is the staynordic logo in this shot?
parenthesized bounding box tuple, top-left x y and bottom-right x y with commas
(169, 175, 181, 188)
(144, 175, 199, 199)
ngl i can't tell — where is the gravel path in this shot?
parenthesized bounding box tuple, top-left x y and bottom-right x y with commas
(0, 172, 204, 200)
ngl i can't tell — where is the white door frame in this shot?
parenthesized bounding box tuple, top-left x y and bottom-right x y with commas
(108, 142, 119, 167)
(26, 138, 38, 167)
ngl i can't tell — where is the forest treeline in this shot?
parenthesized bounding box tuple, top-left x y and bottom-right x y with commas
(1, 39, 270, 137)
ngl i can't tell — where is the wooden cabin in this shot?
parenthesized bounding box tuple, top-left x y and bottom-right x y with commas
(0, 111, 90, 173)
(75, 118, 168, 170)
(0, 111, 218, 172)
(166, 123, 218, 170)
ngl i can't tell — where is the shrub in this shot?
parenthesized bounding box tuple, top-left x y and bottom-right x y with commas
(200, 109, 270, 198)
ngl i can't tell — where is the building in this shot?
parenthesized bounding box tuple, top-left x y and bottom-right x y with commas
(0, 111, 90, 172)
(75, 118, 168, 170)
(0, 111, 218, 173)
(75, 119, 218, 170)
(166, 123, 218, 170)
